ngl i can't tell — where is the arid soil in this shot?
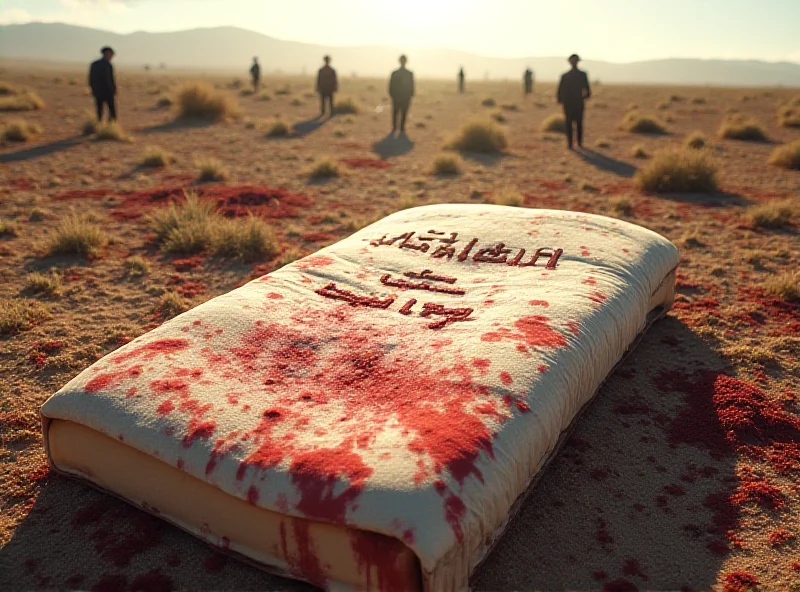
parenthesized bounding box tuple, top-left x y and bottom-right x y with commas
(1, 64, 798, 591)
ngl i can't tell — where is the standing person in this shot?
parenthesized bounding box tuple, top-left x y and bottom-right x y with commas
(523, 68, 532, 94)
(250, 57, 261, 93)
(556, 54, 591, 149)
(316, 55, 338, 118)
(389, 54, 414, 134)
(458, 67, 465, 94)
(89, 46, 117, 122)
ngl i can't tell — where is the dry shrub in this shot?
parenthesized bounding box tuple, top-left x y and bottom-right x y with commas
(2, 119, 41, 142)
(594, 138, 612, 148)
(777, 103, 800, 128)
(26, 270, 61, 296)
(764, 272, 799, 302)
(307, 157, 340, 179)
(266, 119, 289, 137)
(611, 196, 632, 215)
(258, 92, 272, 101)
(493, 188, 523, 207)
(718, 115, 767, 141)
(95, 121, 132, 142)
(744, 199, 798, 229)
(335, 96, 361, 114)
(631, 145, 648, 159)
(541, 114, 566, 133)
(176, 82, 239, 120)
(274, 86, 291, 96)
(155, 291, 189, 319)
(148, 194, 215, 249)
(684, 131, 706, 149)
(768, 139, 800, 170)
(490, 111, 506, 123)
(0, 299, 50, 335)
(481, 98, 496, 107)
(212, 215, 278, 262)
(621, 111, 668, 134)
(668, 94, 685, 103)
(290, 98, 304, 107)
(48, 214, 108, 257)
(0, 219, 18, 236)
(142, 146, 175, 167)
(81, 114, 97, 136)
(432, 153, 463, 175)
(196, 157, 228, 182)
(125, 255, 151, 275)
(447, 119, 508, 153)
(635, 146, 718, 193)
(0, 89, 45, 111)
(691, 97, 707, 105)
(0, 81, 16, 95)
(501, 103, 518, 111)
(240, 88, 255, 97)
(156, 96, 172, 108)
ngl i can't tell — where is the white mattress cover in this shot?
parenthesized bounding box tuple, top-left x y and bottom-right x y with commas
(41, 205, 679, 590)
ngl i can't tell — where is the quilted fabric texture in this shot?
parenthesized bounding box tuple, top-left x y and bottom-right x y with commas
(41, 205, 680, 590)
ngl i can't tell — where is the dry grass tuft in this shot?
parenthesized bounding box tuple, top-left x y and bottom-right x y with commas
(2, 119, 42, 142)
(631, 145, 648, 159)
(611, 196, 632, 215)
(691, 97, 707, 105)
(481, 98, 496, 107)
(768, 139, 800, 170)
(594, 138, 612, 148)
(432, 153, 463, 175)
(0, 89, 45, 111)
(258, 92, 272, 101)
(148, 194, 216, 252)
(493, 188, 524, 207)
(718, 115, 768, 141)
(635, 147, 718, 193)
(307, 156, 340, 179)
(176, 82, 239, 120)
(155, 291, 189, 319)
(25, 270, 61, 296)
(212, 215, 278, 262)
(0, 219, 18, 236)
(764, 272, 799, 302)
(156, 96, 172, 108)
(196, 157, 228, 182)
(125, 255, 151, 276)
(744, 199, 798, 229)
(541, 114, 566, 133)
(265, 119, 289, 137)
(335, 96, 361, 115)
(81, 115, 97, 136)
(621, 111, 668, 134)
(491, 111, 506, 123)
(684, 131, 707, 149)
(777, 103, 800, 128)
(501, 103, 519, 111)
(48, 214, 108, 257)
(446, 119, 508, 153)
(141, 146, 175, 167)
(0, 299, 50, 335)
(95, 121, 132, 142)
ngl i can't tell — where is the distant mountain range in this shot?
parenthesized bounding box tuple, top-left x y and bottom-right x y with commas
(2, 22, 800, 86)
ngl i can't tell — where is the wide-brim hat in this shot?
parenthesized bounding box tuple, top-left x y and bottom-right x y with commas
(101, 46, 115, 54)
(568, 54, 580, 62)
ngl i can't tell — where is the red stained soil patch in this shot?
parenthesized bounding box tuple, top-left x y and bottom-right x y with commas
(768, 528, 792, 546)
(171, 256, 205, 272)
(603, 578, 639, 592)
(340, 158, 391, 169)
(724, 571, 758, 592)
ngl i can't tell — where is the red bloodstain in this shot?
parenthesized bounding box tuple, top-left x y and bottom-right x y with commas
(768, 528, 792, 546)
(182, 418, 217, 448)
(528, 300, 549, 307)
(65, 574, 86, 587)
(593, 570, 608, 580)
(279, 520, 326, 585)
(587, 291, 607, 304)
(341, 158, 391, 169)
(724, 572, 757, 592)
(171, 256, 205, 272)
(84, 365, 143, 393)
(730, 469, 784, 510)
(91, 574, 128, 592)
(582, 277, 597, 285)
(349, 530, 416, 592)
(481, 315, 567, 352)
(580, 246, 591, 256)
(267, 292, 284, 300)
(471, 358, 491, 374)
(596, 518, 613, 546)
(247, 485, 259, 504)
(603, 578, 638, 592)
(109, 339, 189, 365)
(664, 484, 686, 496)
(129, 570, 174, 592)
(156, 400, 175, 415)
(499, 371, 512, 385)
(203, 552, 227, 573)
(295, 255, 334, 269)
(622, 558, 648, 580)
(443, 493, 466, 542)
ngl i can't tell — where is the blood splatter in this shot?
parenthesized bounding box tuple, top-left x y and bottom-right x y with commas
(481, 315, 567, 352)
(349, 529, 416, 592)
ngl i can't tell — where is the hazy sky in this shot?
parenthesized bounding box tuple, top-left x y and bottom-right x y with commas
(2, 0, 799, 63)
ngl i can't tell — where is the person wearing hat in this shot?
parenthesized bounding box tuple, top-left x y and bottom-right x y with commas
(250, 57, 261, 93)
(556, 54, 591, 149)
(389, 54, 414, 134)
(316, 55, 338, 118)
(89, 46, 118, 122)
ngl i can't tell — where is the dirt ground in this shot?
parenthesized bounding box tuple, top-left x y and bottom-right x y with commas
(0, 63, 798, 591)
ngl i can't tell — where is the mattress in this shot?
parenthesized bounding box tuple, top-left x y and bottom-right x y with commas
(41, 204, 679, 591)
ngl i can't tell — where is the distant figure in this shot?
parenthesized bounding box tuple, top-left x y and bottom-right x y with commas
(458, 67, 465, 93)
(89, 46, 117, 122)
(316, 55, 338, 117)
(250, 57, 261, 92)
(557, 54, 591, 149)
(524, 68, 533, 94)
(389, 55, 414, 133)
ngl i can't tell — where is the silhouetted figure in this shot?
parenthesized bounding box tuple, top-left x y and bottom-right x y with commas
(557, 54, 591, 149)
(250, 57, 261, 92)
(389, 55, 414, 133)
(317, 55, 338, 117)
(524, 68, 533, 94)
(89, 46, 117, 122)
(458, 67, 465, 93)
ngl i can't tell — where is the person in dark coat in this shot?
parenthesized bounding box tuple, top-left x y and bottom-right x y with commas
(458, 67, 465, 94)
(524, 68, 534, 94)
(556, 54, 591, 149)
(389, 55, 414, 133)
(250, 57, 261, 93)
(316, 55, 338, 117)
(89, 46, 117, 122)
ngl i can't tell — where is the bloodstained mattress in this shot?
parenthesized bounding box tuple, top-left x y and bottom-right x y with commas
(41, 205, 679, 591)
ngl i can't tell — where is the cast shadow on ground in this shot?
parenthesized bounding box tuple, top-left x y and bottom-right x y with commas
(576, 147, 638, 178)
(0, 137, 82, 163)
(0, 318, 738, 591)
(291, 117, 327, 138)
(372, 132, 415, 159)
(139, 119, 217, 134)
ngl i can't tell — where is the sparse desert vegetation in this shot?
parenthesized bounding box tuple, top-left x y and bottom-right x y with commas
(94, 121, 132, 142)
(684, 131, 707, 149)
(768, 138, 800, 170)
(265, 118, 290, 137)
(432, 153, 463, 175)
(141, 146, 176, 167)
(447, 118, 508, 153)
(307, 156, 340, 179)
(718, 115, 768, 141)
(176, 81, 239, 120)
(47, 213, 109, 257)
(335, 96, 361, 115)
(0, 85, 45, 111)
(621, 111, 668, 134)
(635, 146, 718, 193)
(744, 198, 798, 229)
(196, 157, 228, 181)
(2, 119, 42, 142)
(541, 114, 566, 133)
